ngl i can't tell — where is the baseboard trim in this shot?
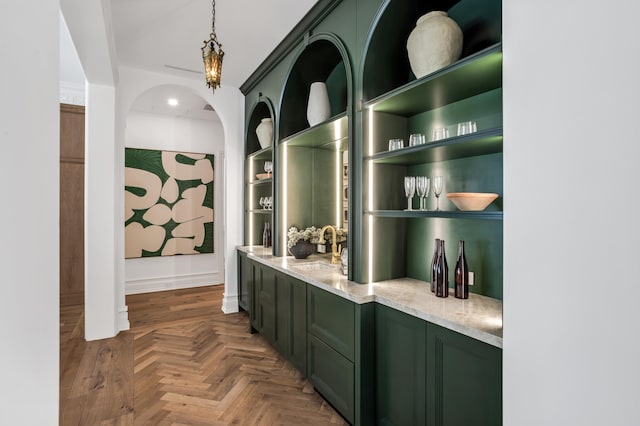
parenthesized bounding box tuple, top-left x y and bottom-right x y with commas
(118, 306, 130, 332)
(222, 293, 239, 314)
(125, 272, 222, 295)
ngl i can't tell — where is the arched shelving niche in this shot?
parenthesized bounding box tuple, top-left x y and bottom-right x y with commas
(279, 36, 350, 140)
(243, 96, 276, 250)
(358, 0, 504, 299)
(362, 0, 501, 102)
(246, 96, 276, 156)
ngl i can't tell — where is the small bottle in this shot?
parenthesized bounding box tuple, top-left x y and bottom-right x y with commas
(435, 239, 448, 298)
(430, 238, 440, 292)
(262, 222, 271, 248)
(454, 240, 469, 299)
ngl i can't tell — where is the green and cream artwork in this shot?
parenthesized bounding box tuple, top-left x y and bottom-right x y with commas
(125, 148, 214, 258)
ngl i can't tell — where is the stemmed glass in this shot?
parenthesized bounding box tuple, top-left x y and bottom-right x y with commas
(259, 197, 266, 210)
(266, 196, 273, 210)
(264, 161, 273, 177)
(433, 176, 444, 211)
(416, 176, 430, 211)
(404, 176, 416, 211)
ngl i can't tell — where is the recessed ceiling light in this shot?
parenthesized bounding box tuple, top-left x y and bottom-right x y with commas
(167, 98, 179, 106)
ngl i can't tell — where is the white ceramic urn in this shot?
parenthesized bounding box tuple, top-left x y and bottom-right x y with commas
(406, 11, 463, 78)
(306, 82, 331, 127)
(255, 117, 273, 149)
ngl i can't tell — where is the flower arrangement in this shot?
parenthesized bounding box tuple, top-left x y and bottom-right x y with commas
(287, 225, 347, 249)
(287, 226, 320, 249)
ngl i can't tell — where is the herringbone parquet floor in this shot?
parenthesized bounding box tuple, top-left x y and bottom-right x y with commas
(60, 285, 347, 425)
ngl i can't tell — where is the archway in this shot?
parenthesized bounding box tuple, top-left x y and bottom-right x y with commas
(123, 84, 226, 295)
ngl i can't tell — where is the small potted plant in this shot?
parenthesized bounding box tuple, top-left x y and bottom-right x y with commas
(287, 226, 320, 259)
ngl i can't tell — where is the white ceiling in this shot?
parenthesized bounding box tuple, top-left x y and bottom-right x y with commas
(61, 0, 319, 120)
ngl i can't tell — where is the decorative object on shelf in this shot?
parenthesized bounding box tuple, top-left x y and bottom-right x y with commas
(416, 176, 430, 211)
(435, 239, 449, 298)
(409, 133, 426, 146)
(430, 238, 441, 292)
(457, 120, 478, 136)
(262, 221, 272, 248)
(306, 82, 331, 126)
(406, 11, 463, 79)
(433, 175, 444, 210)
(263, 160, 273, 177)
(255, 173, 270, 180)
(404, 176, 416, 211)
(201, 0, 224, 92)
(388, 138, 404, 151)
(255, 118, 273, 149)
(455, 240, 469, 299)
(431, 126, 450, 141)
(446, 192, 499, 211)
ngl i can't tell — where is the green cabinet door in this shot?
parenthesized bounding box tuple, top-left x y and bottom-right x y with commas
(288, 276, 307, 375)
(375, 304, 427, 426)
(307, 285, 355, 360)
(426, 323, 502, 426)
(256, 264, 276, 344)
(237, 252, 251, 311)
(274, 272, 289, 355)
(308, 333, 355, 424)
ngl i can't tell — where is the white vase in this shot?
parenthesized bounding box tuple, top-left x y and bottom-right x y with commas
(255, 118, 273, 149)
(406, 11, 463, 78)
(306, 82, 331, 127)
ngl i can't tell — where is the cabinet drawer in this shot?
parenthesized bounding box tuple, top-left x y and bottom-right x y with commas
(308, 333, 354, 424)
(307, 285, 355, 360)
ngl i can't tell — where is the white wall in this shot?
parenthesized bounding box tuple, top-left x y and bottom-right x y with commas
(503, 1, 640, 425)
(125, 111, 225, 294)
(0, 1, 59, 423)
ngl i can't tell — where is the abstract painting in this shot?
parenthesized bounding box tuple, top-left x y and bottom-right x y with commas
(125, 148, 214, 258)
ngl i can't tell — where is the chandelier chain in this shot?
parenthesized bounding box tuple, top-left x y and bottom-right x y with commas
(211, 0, 216, 33)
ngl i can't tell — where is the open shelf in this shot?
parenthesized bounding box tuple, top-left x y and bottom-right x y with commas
(247, 209, 273, 215)
(248, 146, 273, 161)
(281, 112, 348, 150)
(366, 210, 502, 220)
(368, 127, 502, 165)
(365, 43, 502, 116)
(248, 177, 272, 186)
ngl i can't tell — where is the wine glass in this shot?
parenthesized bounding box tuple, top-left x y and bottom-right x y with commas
(404, 176, 416, 211)
(416, 176, 430, 211)
(264, 161, 273, 177)
(267, 196, 273, 210)
(433, 176, 444, 211)
(259, 197, 265, 210)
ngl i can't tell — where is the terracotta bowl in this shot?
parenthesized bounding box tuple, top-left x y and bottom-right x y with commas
(446, 192, 499, 211)
(256, 173, 271, 180)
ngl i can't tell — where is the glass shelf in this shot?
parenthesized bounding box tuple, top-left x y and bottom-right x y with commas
(365, 43, 502, 116)
(280, 112, 348, 150)
(368, 128, 503, 165)
(365, 210, 503, 220)
(247, 209, 273, 215)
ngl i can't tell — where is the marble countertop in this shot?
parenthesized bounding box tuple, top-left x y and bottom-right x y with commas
(238, 245, 503, 348)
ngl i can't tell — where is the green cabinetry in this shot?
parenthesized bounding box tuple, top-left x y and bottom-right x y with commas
(375, 303, 427, 425)
(375, 303, 502, 426)
(240, 256, 308, 374)
(305, 285, 375, 426)
(237, 251, 251, 311)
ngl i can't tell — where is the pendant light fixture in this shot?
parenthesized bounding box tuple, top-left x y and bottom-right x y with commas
(201, 0, 224, 92)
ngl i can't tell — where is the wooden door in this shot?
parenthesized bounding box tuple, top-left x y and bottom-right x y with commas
(60, 104, 84, 306)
